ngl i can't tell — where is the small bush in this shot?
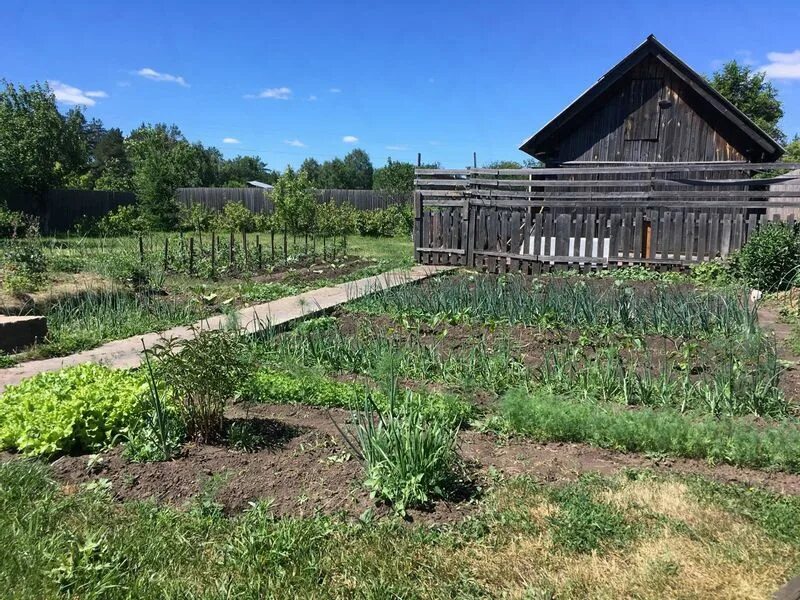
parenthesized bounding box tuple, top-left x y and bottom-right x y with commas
(211, 202, 255, 233)
(149, 329, 253, 443)
(179, 203, 213, 233)
(690, 256, 738, 286)
(96, 205, 152, 237)
(738, 223, 800, 291)
(0, 364, 145, 456)
(1, 240, 48, 292)
(356, 205, 412, 237)
(0, 205, 38, 239)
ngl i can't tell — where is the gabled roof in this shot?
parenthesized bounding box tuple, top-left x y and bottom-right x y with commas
(519, 35, 784, 162)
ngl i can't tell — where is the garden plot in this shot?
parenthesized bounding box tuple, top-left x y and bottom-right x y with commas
(3, 270, 800, 598)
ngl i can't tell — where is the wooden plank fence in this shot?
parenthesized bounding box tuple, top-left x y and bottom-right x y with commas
(414, 162, 800, 272)
(176, 187, 412, 213)
(5, 189, 136, 233)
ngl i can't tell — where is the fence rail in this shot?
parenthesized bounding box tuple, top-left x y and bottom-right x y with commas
(176, 188, 412, 213)
(414, 163, 800, 273)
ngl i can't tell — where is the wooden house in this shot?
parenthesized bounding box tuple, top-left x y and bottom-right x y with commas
(519, 35, 784, 166)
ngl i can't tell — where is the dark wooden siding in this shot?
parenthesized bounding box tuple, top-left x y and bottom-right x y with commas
(553, 57, 746, 164)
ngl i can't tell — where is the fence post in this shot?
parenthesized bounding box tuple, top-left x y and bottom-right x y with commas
(163, 238, 169, 271)
(463, 198, 475, 267)
(229, 230, 235, 266)
(414, 190, 423, 263)
(138, 236, 144, 264)
(242, 231, 248, 269)
(211, 233, 216, 274)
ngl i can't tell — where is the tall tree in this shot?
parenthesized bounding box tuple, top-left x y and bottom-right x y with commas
(373, 158, 415, 193)
(708, 61, 785, 144)
(298, 158, 322, 187)
(219, 155, 274, 186)
(91, 128, 132, 191)
(0, 80, 88, 198)
(784, 135, 800, 163)
(342, 148, 373, 189)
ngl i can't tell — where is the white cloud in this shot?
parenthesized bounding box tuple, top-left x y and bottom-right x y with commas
(284, 139, 306, 147)
(386, 145, 408, 151)
(329, 87, 341, 93)
(223, 137, 240, 144)
(245, 86, 292, 100)
(48, 81, 108, 106)
(135, 67, 189, 87)
(761, 50, 800, 79)
(307, 95, 318, 101)
(342, 135, 358, 143)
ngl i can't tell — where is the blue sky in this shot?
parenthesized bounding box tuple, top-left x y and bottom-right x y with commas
(2, 0, 799, 169)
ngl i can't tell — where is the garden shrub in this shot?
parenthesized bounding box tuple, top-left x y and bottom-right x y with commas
(0, 364, 146, 456)
(1, 239, 48, 292)
(96, 204, 153, 236)
(690, 256, 738, 286)
(211, 202, 255, 233)
(149, 329, 253, 443)
(738, 222, 800, 291)
(178, 203, 213, 233)
(356, 205, 412, 237)
(0, 205, 38, 239)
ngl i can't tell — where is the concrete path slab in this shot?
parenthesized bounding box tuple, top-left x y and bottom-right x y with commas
(0, 265, 452, 393)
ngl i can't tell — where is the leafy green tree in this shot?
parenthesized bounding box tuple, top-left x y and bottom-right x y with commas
(708, 61, 785, 144)
(373, 158, 415, 193)
(299, 158, 322, 186)
(272, 167, 317, 246)
(318, 149, 374, 189)
(91, 128, 133, 191)
(219, 155, 274, 186)
(0, 81, 89, 198)
(482, 160, 524, 169)
(784, 135, 800, 163)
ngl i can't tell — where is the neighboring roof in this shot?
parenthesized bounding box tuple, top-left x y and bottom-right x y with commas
(246, 180, 274, 190)
(519, 34, 785, 162)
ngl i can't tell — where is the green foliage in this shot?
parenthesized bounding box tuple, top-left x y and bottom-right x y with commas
(342, 380, 461, 515)
(357, 275, 758, 338)
(314, 149, 374, 189)
(218, 155, 275, 186)
(0, 364, 145, 456)
(1, 238, 47, 292)
(0, 80, 89, 196)
(547, 480, 634, 553)
(211, 201, 255, 232)
(178, 202, 213, 232)
(315, 201, 358, 239)
(96, 204, 152, 236)
(0, 204, 38, 238)
(708, 61, 785, 144)
(690, 257, 738, 286)
(149, 329, 253, 443)
(501, 388, 800, 472)
(738, 222, 800, 291)
(785, 135, 800, 163)
(242, 369, 473, 425)
(373, 159, 415, 194)
(356, 204, 413, 237)
(271, 167, 317, 237)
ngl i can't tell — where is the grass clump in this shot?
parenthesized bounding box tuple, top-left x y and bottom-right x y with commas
(0, 364, 145, 456)
(501, 388, 800, 472)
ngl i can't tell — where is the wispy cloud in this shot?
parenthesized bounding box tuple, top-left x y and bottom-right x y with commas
(761, 50, 800, 80)
(284, 139, 306, 147)
(244, 87, 292, 100)
(342, 135, 358, 143)
(48, 81, 108, 106)
(223, 137, 240, 144)
(386, 145, 408, 151)
(135, 67, 189, 87)
(329, 87, 342, 93)
(307, 95, 318, 101)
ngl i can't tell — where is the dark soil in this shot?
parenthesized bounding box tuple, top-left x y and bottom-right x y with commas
(252, 257, 376, 287)
(34, 403, 800, 524)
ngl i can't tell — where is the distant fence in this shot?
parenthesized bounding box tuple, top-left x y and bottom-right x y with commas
(414, 162, 800, 272)
(176, 187, 412, 213)
(5, 189, 136, 233)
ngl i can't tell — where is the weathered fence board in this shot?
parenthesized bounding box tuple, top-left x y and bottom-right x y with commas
(414, 164, 800, 272)
(5, 189, 136, 233)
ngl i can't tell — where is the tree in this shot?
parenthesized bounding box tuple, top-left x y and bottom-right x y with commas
(317, 149, 374, 189)
(126, 123, 204, 229)
(0, 80, 89, 198)
(219, 155, 274, 187)
(373, 158, 415, 193)
(784, 135, 800, 163)
(271, 166, 317, 251)
(90, 128, 133, 191)
(482, 160, 524, 169)
(299, 158, 322, 187)
(708, 61, 785, 144)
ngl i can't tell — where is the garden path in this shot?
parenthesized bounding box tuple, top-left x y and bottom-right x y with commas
(0, 265, 453, 393)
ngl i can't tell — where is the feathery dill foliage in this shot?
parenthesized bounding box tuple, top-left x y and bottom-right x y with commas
(355, 274, 757, 337)
(535, 332, 788, 419)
